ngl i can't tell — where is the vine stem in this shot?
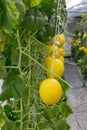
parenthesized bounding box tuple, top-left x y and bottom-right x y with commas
(16, 30, 23, 130)
(65, 60, 76, 65)
(22, 51, 72, 88)
(30, 36, 48, 49)
(17, 30, 22, 75)
(26, 35, 32, 130)
(4, 66, 18, 69)
(20, 98, 23, 130)
(32, 42, 38, 129)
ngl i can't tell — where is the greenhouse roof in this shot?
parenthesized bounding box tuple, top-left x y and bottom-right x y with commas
(65, 0, 87, 18)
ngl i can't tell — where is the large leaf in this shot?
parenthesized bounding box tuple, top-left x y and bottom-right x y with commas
(43, 105, 60, 120)
(30, 0, 42, 7)
(0, 0, 25, 31)
(4, 121, 15, 130)
(41, 0, 54, 16)
(0, 72, 24, 101)
(14, 0, 25, 22)
(54, 119, 71, 130)
(0, 67, 7, 79)
(0, 1, 5, 28)
(0, 56, 7, 79)
(0, 0, 19, 30)
(11, 50, 19, 66)
(59, 79, 71, 92)
(23, 8, 48, 32)
(37, 119, 49, 130)
(59, 102, 73, 118)
(11, 50, 29, 67)
(23, 0, 41, 9)
(0, 113, 5, 128)
(37, 27, 49, 42)
(4, 105, 18, 121)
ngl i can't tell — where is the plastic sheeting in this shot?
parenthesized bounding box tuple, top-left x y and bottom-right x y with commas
(65, 0, 87, 18)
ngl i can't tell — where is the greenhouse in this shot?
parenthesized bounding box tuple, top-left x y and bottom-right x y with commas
(0, 0, 87, 130)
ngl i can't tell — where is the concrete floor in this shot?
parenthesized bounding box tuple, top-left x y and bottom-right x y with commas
(64, 58, 87, 130)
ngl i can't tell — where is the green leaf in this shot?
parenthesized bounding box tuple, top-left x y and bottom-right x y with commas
(37, 118, 49, 130)
(22, 53, 29, 67)
(0, 0, 25, 31)
(4, 105, 18, 121)
(4, 121, 15, 130)
(1, 0, 19, 30)
(0, 55, 6, 66)
(13, 0, 25, 22)
(41, 0, 54, 16)
(37, 27, 49, 42)
(22, 87, 29, 104)
(59, 102, 73, 118)
(54, 119, 71, 130)
(0, 1, 5, 28)
(23, 8, 48, 32)
(0, 67, 7, 79)
(11, 50, 19, 66)
(23, 0, 41, 10)
(0, 80, 12, 101)
(0, 113, 5, 128)
(30, 0, 42, 7)
(0, 72, 24, 101)
(23, 0, 30, 10)
(43, 105, 60, 120)
(0, 55, 7, 79)
(59, 79, 71, 92)
(42, 128, 53, 130)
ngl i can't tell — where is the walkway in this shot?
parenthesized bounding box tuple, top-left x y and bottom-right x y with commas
(64, 58, 87, 130)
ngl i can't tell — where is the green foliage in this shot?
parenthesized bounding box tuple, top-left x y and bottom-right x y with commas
(0, 71, 24, 101)
(37, 0, 66, 42)
(78, 55, 87, 80)
(0, 56, 7, 79)
(4, 105, 19, 121)
(0, 0, 72, 129)
(41, 0, 54, 16)
(71, 46, 84, 63)
(0, 113, 5, 128)
(0, 67, 7, 79)
(54, 119, 71, 130)
(23, 8, 48, 31)
(23, 0, 42, 9)
(59, 102, 73, 118)
(71, 13, 87, 34)
(30, 0, 42, 8)
(14, 0, 25, 22)
(59, 79, 71, 93)
(70, 14, 87, 81)
(0, 0, 25, 31)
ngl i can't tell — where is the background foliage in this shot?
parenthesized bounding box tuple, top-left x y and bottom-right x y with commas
(70, 14, 87, 81)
